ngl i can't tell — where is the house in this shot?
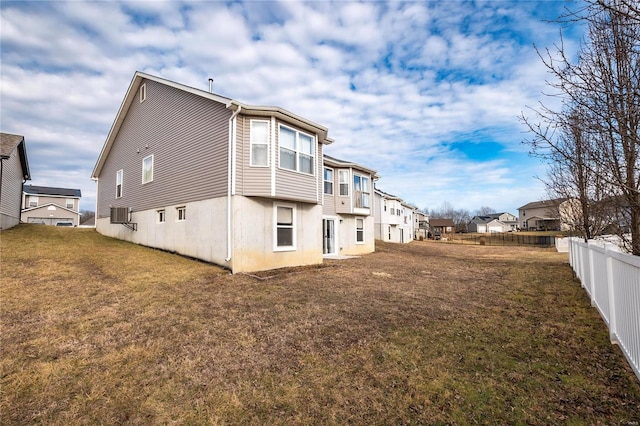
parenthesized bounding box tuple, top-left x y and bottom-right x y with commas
(373, 188, 415, 243)
(322, 155, 377, 256)
(0, 133, 31, 230)
(21, 185, 82, 226)
(518, 198, 578, 231)
(92, 71, 339, 273)
(429, 218, 455, 238)
(414, 211, 429, 240)
(468, 212, 517, 233)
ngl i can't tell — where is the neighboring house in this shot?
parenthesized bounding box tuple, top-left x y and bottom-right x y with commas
(468, 212, 517, 233)
(373, 188, 414, 243)
(322, 155, 377, 256)
(21, 185, 82, 226)
(414, 211, 429, 240)
(429, 218, 455, 237)
(92, 71, 337, 273)
(518, 198, 578, 231)
(0, 133, 31, 230)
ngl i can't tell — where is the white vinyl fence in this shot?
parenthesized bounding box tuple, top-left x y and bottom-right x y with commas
(568, 237, 640, 381)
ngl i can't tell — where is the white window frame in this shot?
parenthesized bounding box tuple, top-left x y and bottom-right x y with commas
(278, 124, 315, 175)
(157, 209, 166, 223)
(176, 206, 186, 222)
(323, 167, 334, 195)
(29, 196, 38, 208)
(273, 202, 296, 251)
(355, 217, 365, 244)
(353, 174, 370, 208)
(338, 170, 349, 196)
(142, 155, 154, 184)
(250, 119, 270, 167)
(116, 169, 123, 198)
(140, 83, 146, 103)
(66, 199, 74, 209)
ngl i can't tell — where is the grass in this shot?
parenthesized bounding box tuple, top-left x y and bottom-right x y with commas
(1, 224, 639, 425)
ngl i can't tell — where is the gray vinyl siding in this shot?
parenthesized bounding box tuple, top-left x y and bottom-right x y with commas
(96, 79, 231, 218)
(236, 115, 322, 204)
(25, 195, 78, 210)
(236, 115, 271, 197)
(274, 121, 321, 204)
(0, 150, 24, 229)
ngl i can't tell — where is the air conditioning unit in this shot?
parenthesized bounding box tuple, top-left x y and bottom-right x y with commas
(110, 207, 130, 224)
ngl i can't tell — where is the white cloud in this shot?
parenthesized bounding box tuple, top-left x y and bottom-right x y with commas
(0, 0, 583, 213)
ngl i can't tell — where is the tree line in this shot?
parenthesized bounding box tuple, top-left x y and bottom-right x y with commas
(521, 0, 640, 255)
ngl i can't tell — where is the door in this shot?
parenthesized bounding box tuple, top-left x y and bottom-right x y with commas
(323, 219, 335, 255)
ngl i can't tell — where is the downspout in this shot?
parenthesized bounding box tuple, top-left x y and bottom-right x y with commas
(225, 105, 241, 262)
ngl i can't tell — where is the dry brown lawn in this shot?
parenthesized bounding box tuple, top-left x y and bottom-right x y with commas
(1, 224, 639, 425)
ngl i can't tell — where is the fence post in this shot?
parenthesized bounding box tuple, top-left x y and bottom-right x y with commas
(587, 242, 594, 305)
(605, 246, 618, 345)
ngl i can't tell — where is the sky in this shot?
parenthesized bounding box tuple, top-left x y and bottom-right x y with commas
(0, 0, 586, 214)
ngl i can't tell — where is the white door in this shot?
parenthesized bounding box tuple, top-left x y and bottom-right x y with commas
(323, 219, 336, 255)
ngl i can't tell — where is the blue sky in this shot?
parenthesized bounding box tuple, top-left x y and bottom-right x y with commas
(0, 0, 585, 214)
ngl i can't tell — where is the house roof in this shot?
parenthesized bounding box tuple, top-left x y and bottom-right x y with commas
(23, 185, 81, 197)
(373, 186, 402, 201)
(430, 218, 455, 227)
(0, 132, 31, 180)
(323, 154, 378, 178)
(518, 198, 566, 211)
(92, 71, 333, 179)
(21, 202, 80, 214)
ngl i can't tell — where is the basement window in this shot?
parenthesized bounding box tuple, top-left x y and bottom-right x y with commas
(176, 206, 186, 222)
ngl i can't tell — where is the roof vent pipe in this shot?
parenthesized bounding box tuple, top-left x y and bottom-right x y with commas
(208, 78, 214, 93)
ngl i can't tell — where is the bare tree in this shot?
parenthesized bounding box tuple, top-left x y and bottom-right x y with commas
(522, 0, 640, 254)
(474, 206, 497, 216)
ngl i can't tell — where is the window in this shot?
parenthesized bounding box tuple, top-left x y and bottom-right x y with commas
(157, 209, 166, 223)
(279, 125, 314, 174)
(356, 218, 364, 243)
(250, 120, 269, 166)
(116, 169, 123, 198)
(142, 155, 153, 184)
(390, 208, 395, 215)
(66, 199, 74, 209)
(140, 83, 146, 103)
(176, 206, 186, 221)
(388, 226, 391, 240)
(353, 175, 370, 208)
(274, 204, 296, 250)
(323, 167, 334, 195)
(339, 170, 349, 196)
(397, 209, 401, 216)
(29, 196, 38, 207)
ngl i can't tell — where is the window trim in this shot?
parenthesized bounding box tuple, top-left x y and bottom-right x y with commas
(176, 206, 186, 222)
(278, 124, 315, 175)
(323, 167, 334, 195)
(353, 174, 370, 208)
(355, 217, 365, 244)
(29, 196, 38, 208)
(142, 155, 154, 184)
(66, 199, 74, 209)
(157, 209, 166, 223)
(250, 119, 270, 167)
(116, 169, 123, 198)
(338, 170, 349, 196)
(273, 202, 296, 251)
